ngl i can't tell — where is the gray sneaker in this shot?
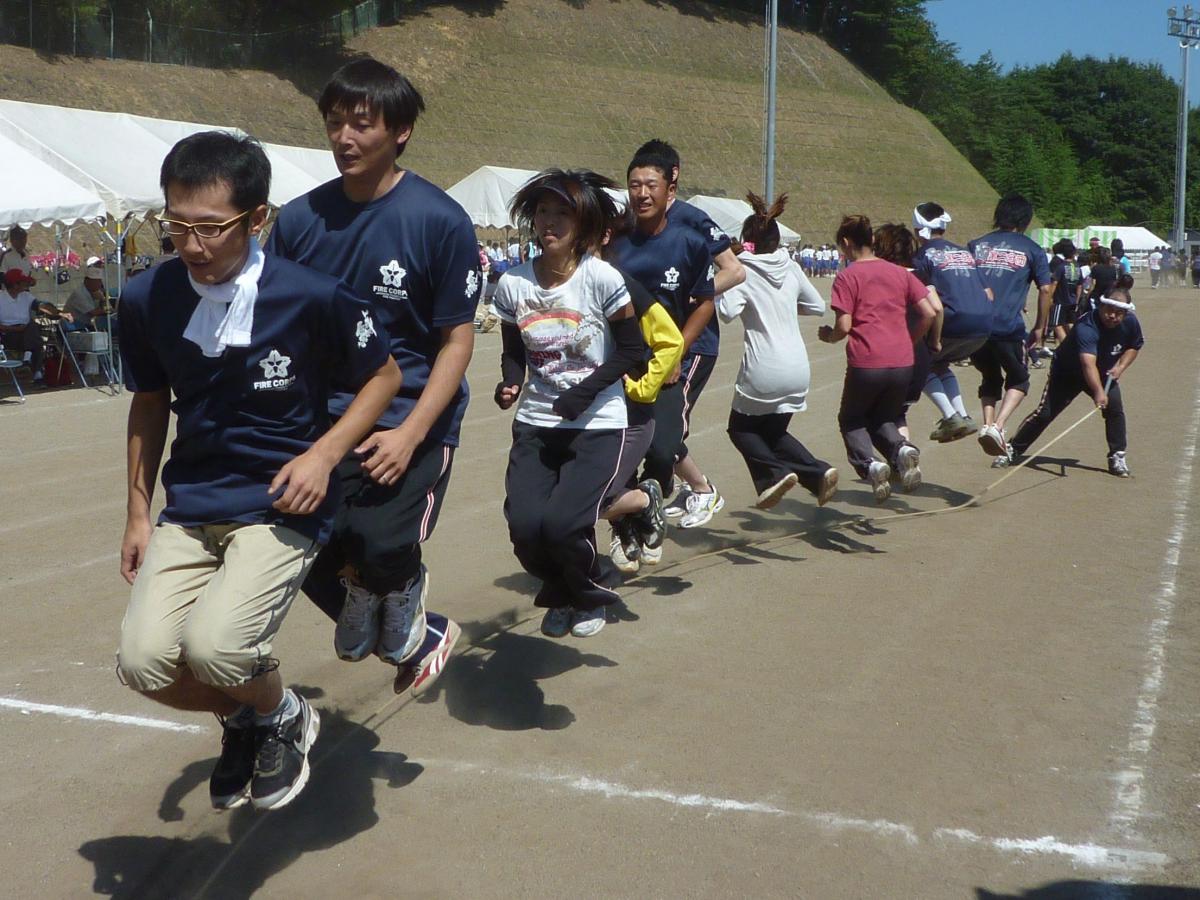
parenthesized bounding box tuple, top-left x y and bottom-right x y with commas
(1108, 451, 1131, 477)
(376, 566, 429, 665)
(896, 445, 922, 492)
(816, 467, 839, 507)
(991, 443, 1016, 468)
(755, 472, 799, 509)
(867, 460, 892, 503)
(663, 484, 693, 519)
(930, 413, 972, 443)
(334, 580, 382, 662)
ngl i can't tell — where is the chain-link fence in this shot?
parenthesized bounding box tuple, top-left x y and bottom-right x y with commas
(0, 0, 407, 68)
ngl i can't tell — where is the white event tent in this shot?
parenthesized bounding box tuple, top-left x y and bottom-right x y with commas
(0, 130, 106, 228)
(0, 99, 335, 223)
(685, 195, 801, 244)
(446, 166, 540, 228)
(0, 100, 338, 389)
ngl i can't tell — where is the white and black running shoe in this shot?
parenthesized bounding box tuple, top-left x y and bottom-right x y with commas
(251, 693, 320, 811)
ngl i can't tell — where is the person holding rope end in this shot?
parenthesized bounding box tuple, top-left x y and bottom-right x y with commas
(1005, 278, 1142, 477)
(819, 214, 937, 503)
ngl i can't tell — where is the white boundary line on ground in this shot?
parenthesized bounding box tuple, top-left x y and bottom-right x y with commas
(1109, 363, 1200, 838)
(416, 757, 1167, 873)
(0, 696, 206, 734)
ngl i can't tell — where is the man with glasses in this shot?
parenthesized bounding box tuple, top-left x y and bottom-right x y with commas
(116, 130, 400, 811)
(267, 57, 479, 696)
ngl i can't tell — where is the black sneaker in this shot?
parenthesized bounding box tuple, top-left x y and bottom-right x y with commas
(632, 479, 667, 549)
(210, 713, 258, 810)
(251, 694, 320, 811)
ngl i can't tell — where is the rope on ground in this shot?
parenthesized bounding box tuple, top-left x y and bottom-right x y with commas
(632, 403, 1105, 576)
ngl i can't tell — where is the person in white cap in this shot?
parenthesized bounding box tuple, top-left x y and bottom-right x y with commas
(63, 258, 108, 331)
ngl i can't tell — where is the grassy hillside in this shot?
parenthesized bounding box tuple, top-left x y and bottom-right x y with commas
(0, 0, 999, 242)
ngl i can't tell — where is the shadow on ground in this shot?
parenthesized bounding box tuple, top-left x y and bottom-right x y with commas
(1024, 455, 1110, 478)
(419, 618, 616, 730)
(78, 701, 421, 899)
(977, 883, 1200, 899)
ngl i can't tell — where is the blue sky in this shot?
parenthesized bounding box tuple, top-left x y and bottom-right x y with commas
(924, 1, 1186, 82)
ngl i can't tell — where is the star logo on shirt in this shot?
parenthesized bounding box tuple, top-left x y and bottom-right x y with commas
(259, 349, 292, 380)
(379, 260, 407, 288)
(663, 267, 680, 287)
(709, 226, 726, 242)
(465, 269, 480, 299)
(706, 264, 715, 282)
(355, 311, 377, 349)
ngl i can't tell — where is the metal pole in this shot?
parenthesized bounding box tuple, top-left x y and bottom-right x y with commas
(147, 9, 153, 62)
(764, 0, 779, 199)
(28, 0, 33, 47)
(1176, 42, 1190, 251)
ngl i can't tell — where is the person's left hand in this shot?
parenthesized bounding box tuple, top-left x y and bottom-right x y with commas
(269, 448, 334, 515)
(356, 423, 422, 484)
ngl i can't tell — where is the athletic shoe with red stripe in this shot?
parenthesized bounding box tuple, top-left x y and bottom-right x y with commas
(393, 613, 460, 697)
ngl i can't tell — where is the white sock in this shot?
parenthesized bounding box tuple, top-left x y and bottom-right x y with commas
(942, 371, 969, 416)
(923, 375, 956, 419)
(22, 351, 31, 362)
(256, 689, 300, 726)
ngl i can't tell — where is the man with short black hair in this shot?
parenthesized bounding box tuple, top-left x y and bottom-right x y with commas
(967, 194, 1053, 467)
(629, 139, 742, 525)
(268, 57, 479, 696)
(610, 146, 719, 546)
(116, 130, 400, 811)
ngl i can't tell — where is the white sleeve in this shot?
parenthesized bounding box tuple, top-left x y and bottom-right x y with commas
(597, 262, 630, 318)
(793, 265, 826, 316)
(492, 274, 519, 323)
(716, 284, 747, 322)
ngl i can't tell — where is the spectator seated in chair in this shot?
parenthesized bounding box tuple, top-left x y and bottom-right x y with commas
(62, 258, 109, 332)
(0, 268, 73, 383)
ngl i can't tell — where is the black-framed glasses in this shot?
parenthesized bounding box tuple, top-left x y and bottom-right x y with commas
(154, 209, 252, 240)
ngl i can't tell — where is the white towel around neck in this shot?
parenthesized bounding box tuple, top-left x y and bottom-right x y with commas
(182, 241, 264, 357)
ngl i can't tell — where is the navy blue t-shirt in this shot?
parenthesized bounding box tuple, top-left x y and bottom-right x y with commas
(1054, 309, 1144, 378)
(667, 199, 732, 258)
(266, 172, 481, 445)
(666, 199, 728, 355)
(119, 256, 390, 543)
(1049, 256, 1082, 307)
(967, 230, 1052, 340)
(610, 221, 716, 356)
(912, 238, 992, 339)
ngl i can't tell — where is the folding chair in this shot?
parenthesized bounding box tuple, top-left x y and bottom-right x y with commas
(0, 346, 25, 402)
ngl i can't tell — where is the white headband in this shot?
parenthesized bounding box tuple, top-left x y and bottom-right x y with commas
(1099, 296, 1136, 312)
(912, 206, 952, 239)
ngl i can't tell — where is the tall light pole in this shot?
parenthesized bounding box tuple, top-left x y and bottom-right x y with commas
(763, 0, 778, 200)
(1168, 7, 1200, 250)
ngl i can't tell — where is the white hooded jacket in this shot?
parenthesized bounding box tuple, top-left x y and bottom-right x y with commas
(716, 248, 826, 414)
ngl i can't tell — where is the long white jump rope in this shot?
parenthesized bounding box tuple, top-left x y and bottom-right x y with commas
(194, 377, 1114, 894)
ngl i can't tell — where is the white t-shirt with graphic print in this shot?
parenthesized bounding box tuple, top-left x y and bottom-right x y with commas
(492, 253, 631, 430)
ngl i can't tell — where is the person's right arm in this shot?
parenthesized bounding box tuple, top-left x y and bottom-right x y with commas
(121, 390, 170, 584)
(1080, 353, 1107, 409)
(818, 312, 852, 344)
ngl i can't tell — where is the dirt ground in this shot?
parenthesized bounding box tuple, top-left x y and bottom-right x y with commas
(1, 277, 1198, 899)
